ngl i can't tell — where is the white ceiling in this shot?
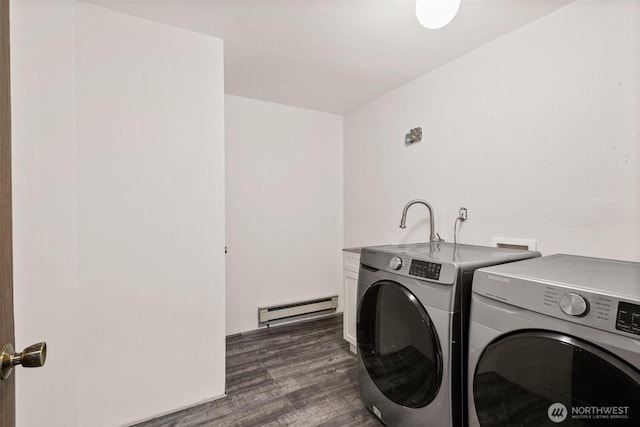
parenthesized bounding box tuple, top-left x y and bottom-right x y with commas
(93, 0, 574, 114)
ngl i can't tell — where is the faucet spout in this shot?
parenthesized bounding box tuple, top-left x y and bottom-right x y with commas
(399, 199, 437, 242)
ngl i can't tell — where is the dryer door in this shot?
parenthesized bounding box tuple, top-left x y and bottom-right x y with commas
(473, 331, 640, 426)
(357, 280, 442, 408)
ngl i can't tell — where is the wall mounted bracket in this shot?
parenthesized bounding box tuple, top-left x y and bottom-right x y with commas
(405, 127, 422, 145)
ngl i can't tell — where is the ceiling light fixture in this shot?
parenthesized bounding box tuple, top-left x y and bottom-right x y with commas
(416, 0, 461, 29)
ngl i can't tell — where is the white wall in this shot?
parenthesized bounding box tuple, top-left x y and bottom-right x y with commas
(344, 0, 640, 262)
(11, 2, 80, 426)
(225, 95, 343, 335)
(76, 4, 225, 426)
(12, 3, 226, 426)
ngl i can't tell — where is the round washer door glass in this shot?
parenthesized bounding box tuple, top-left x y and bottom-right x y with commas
(357, 281, 442, 408)
(473, 331, 640, 426)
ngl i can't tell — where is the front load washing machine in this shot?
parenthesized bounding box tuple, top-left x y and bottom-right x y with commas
(468, 254, 640, 427)
(357, 242, 540, 427)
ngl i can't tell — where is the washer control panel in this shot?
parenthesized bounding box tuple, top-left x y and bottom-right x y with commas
(616, 301, 640, 336)
(409, 259, 441, 280)
(359, 249, 457, 284)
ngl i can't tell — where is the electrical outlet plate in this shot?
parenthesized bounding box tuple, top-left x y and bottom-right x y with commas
(491, 237, 537, 251)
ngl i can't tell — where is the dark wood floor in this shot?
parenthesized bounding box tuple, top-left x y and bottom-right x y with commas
(132, 314, 381, 426)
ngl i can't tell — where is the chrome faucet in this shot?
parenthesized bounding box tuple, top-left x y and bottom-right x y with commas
(399, 199, 438, 242)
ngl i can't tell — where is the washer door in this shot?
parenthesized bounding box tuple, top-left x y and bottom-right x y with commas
(473, 331, 640, 426)
(357, 280, 442, 408)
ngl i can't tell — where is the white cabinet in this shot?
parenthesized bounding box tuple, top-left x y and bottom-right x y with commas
(343, 249, 361, 354)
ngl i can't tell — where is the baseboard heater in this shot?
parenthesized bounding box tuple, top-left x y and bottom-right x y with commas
(258, 295, 338, 326)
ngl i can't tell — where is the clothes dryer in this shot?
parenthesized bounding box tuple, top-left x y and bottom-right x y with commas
(357, 242, 540, 426)
(468, 254, 640, 427)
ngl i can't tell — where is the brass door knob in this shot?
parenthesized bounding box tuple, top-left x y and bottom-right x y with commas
(0, 342, 47, 380)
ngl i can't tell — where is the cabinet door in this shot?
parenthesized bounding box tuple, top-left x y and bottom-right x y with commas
(343, 251, 361, 273)
(343, 269, 359, 350)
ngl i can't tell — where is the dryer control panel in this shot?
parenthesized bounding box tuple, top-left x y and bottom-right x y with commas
(473, 269, 640, 339)
(472, 254, 640, 339)
(616, 301, 640, 336)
